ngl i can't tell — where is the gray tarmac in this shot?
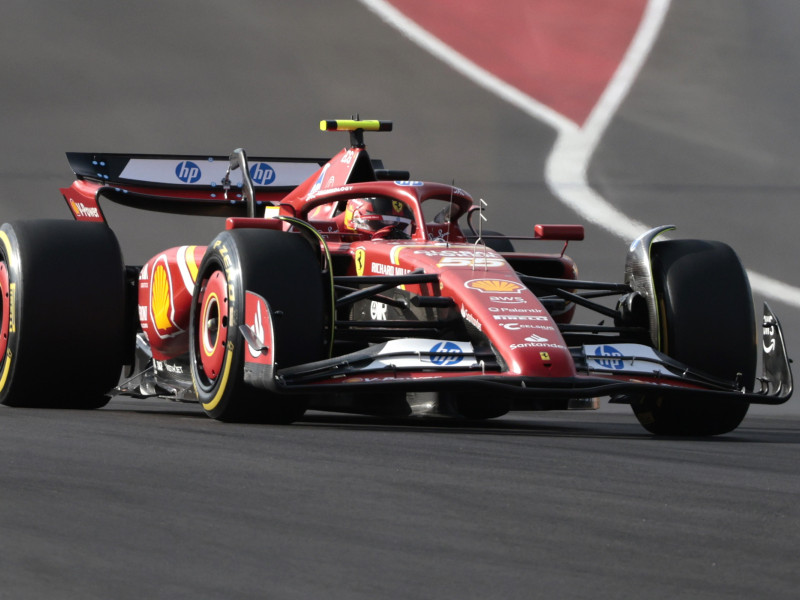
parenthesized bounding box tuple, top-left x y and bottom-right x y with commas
(1, 1, 799, 598)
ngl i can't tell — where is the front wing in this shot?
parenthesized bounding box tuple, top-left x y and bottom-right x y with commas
(258, 304, 792, 406)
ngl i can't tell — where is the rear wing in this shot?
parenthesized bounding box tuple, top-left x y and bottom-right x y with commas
(62, 151, 328, 221)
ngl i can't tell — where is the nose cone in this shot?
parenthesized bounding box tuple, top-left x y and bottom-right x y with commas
(440, 270, 576, 378)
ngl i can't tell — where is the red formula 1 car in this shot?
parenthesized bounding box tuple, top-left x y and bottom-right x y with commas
(0, 120, 791, 435)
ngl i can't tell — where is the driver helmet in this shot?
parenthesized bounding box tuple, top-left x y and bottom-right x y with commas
(343, 197, 413, 238)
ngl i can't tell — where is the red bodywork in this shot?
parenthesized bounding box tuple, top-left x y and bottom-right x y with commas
(61, 141, 583, 387)
(55, 127, 792, 417)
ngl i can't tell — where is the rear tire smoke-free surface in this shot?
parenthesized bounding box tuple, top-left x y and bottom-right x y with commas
(0, 220, 126, 408)
(631, 240, 755, 436)
(189, 229, 326, 423)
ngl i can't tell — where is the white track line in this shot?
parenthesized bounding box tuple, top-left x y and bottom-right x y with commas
(359, 0, 800, 309)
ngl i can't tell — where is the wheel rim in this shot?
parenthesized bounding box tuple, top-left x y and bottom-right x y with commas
(198, 270, 228, 381)
(0, 261, 10, 360)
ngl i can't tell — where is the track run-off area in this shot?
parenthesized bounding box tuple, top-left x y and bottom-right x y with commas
(363, 0, 800, 308)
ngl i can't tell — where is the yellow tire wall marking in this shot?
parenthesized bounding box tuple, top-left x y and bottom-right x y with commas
(201, 341, 235, 412)
(0, 230, 14, 392)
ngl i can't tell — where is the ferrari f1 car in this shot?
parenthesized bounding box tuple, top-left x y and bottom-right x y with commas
(0, 120, 792, 435)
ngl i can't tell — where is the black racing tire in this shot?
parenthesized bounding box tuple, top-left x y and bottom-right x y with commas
(0, 220, 126, 409)
(631, 240, 755, 436)
(189, 229, 326, 423)
(455, 393, 511, 420)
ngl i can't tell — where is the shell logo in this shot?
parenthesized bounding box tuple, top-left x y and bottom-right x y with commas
(465, 279, 524, 294)
(150, 257, 181, 337)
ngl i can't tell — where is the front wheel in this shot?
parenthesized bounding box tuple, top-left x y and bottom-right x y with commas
(631, 240, 755, 436)
(189, 229, 326, 423)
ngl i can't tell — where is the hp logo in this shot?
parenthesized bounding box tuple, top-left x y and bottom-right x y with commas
(593, 345, 624, 370)
(250, 162, 276, 185)
(175, 161, 202, 183)
(428, 342, 463, 366)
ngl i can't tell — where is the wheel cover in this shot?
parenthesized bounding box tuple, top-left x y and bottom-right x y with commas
(198, 270, 228, 381)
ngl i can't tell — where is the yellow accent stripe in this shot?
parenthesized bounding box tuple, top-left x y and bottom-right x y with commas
(185, 245, 199, 282)
(390, 245, 407, 266)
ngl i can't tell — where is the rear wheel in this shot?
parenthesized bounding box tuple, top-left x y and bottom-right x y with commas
(189, 229, 326, 423)
(0, 220, 126, 408)
(631, 240, 755, 435)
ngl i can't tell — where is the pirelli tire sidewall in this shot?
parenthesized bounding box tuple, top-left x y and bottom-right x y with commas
(0, 224, 23, 404)
(190, 235, 247, 417)
(0, 220, 127, 407)
(189, 228, 326, 422)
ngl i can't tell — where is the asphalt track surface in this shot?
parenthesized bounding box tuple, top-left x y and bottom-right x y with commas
(1, 1, 800, 598)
